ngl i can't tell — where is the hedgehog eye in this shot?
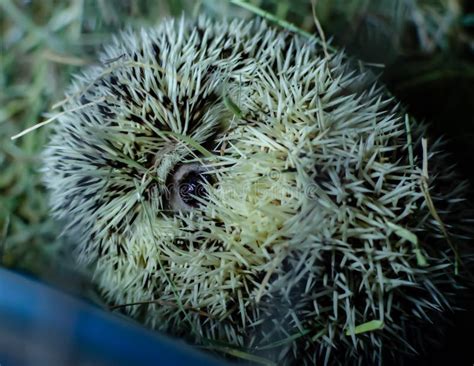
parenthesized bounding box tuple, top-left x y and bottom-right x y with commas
(169, 164, 208, 211)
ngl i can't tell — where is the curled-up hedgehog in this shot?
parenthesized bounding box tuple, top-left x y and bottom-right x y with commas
(42, 16, 473, 365)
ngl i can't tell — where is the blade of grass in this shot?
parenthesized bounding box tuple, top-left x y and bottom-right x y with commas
(10, 97, 106, 140)
(345, 319, 384, 336)
(204, 345, 276, 366)
(404, 114, 414, 168)
(256, 328, 311, 351)
(387, 221, 428, 267)
(420, 138, 461, 274)
(229, 0, 318, 42)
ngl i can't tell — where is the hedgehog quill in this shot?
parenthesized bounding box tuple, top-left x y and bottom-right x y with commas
(41, 16, 473, 365)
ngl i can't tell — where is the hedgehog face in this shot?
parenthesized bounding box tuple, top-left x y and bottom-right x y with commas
(43, 17, 472, 365)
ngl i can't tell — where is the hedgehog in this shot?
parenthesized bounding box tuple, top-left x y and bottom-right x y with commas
(42, 16, 473, 365)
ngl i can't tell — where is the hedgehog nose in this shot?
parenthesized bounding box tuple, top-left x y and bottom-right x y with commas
(169, 163, 209, 211)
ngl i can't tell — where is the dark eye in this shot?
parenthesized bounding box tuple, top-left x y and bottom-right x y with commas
(178, 170, 207, 207)
(169, 164, 209, 211)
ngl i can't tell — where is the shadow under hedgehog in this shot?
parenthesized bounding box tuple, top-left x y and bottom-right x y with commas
(42, 15, 474, 365)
